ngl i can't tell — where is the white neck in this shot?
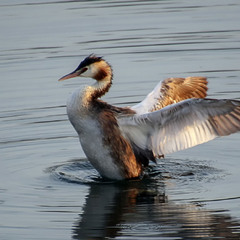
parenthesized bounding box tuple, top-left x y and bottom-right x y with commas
(68, 75, 111, 112)
(67, 60, 113, 116)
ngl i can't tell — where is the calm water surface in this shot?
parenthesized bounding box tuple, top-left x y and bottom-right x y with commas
(1, 1, 240, 239)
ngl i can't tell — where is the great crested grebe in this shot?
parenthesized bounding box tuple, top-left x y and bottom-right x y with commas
(59, 54, 240, 180)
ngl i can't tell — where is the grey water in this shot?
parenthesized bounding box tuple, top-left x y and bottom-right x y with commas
(1, 0, 240, 239)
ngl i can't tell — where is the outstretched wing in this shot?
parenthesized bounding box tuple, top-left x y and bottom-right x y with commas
(119, 98, 240, 158)
(131, 77, 208, 114)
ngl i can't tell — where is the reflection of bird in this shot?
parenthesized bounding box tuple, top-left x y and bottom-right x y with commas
(73, 181, 240, 239)
(59, 54, 240, 180)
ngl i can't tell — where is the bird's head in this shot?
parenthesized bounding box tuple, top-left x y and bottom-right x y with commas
(58, 54, 112, 82)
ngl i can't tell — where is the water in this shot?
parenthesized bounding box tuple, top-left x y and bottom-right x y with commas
(1, 0, 240, 239)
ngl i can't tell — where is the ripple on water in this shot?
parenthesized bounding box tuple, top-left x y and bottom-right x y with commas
(47, 159, 102, 184)
(47, 157, 222, 185)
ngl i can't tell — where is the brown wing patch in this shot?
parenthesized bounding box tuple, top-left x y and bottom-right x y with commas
(151, 76, 208, 112)
(98, 110, 143, 179)
(95, 99, 136, 114)
(208, 101, 240, 136)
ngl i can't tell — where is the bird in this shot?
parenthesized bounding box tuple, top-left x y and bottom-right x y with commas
(59, 54, 240, 180)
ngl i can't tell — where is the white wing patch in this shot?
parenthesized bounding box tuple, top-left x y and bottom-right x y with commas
(119, 98, 240, 158)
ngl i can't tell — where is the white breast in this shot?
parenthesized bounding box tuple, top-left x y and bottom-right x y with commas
(66, 89, 124, 180)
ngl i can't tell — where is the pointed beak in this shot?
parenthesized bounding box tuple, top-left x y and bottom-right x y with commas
(58, 71, 80, 81)
(58, 66, 88, 81)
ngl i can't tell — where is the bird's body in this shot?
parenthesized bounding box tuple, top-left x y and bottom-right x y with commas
(59, 55, 240, 180)
(67, 87, 142, 179)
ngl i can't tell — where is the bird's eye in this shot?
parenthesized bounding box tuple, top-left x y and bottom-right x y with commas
(80, 67, 88, 74)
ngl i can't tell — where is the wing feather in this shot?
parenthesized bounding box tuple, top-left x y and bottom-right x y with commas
(119, 98, 240, 158)
(131, 77, 208, 114)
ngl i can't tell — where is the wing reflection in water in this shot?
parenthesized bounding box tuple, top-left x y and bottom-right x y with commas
(72, 179, 240, 240)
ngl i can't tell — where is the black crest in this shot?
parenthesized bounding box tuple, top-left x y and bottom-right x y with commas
(77, 54, 103, 70)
